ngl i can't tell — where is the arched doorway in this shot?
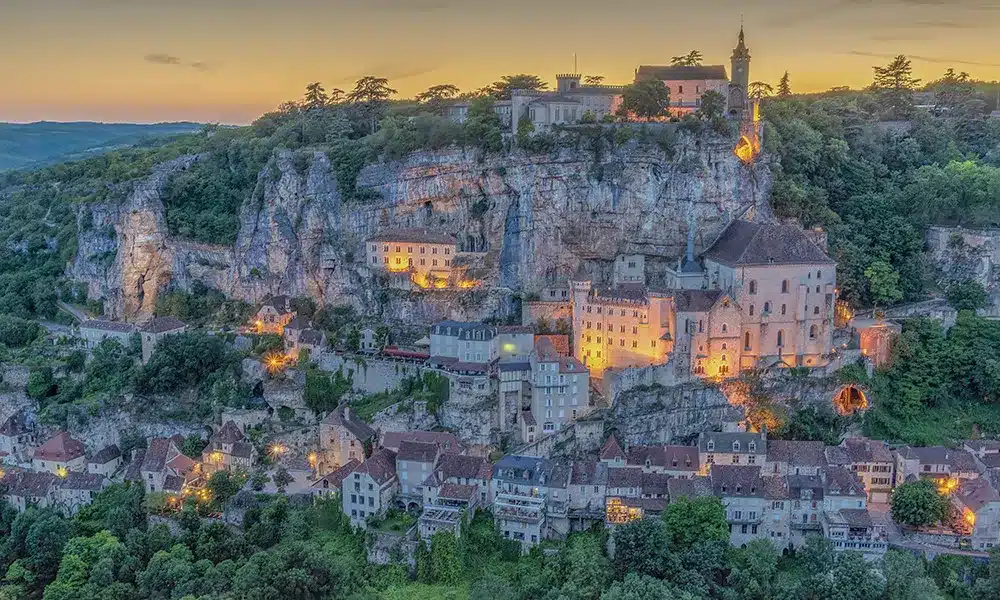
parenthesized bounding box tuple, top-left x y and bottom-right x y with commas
(833, 384, 869, 415)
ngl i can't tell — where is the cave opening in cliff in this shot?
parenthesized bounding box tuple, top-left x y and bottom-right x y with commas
(833, 384, 868, 416)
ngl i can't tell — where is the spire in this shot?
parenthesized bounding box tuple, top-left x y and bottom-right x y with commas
(732, 24, 750, 60)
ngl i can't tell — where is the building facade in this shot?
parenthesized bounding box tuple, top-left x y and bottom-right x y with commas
(366, 228, 458, 288)
(319, 405, 377, 472)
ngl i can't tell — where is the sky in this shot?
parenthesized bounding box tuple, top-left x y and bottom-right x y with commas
(1, 0, 998, 124)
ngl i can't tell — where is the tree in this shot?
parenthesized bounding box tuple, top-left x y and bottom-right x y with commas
(891, 479, 950, 527)
(872, 55, 921, 119)
(416, 84, 461, 116)
(671, 50, 704, 67)
(620, 80, 670, 121)
(208, 470, 246, 505)
(696, 90, 726, 120)
(464, 97, 504, 152)
(727, 539, 779, 600)
(883, 550, 945, 600)
(0, 314, 42, 348)
(26, 367, 56, 400)
(947, 280, 989, 311)
(250, 468, 269, 491)
(303, 82, 328, 110)
(486, 74, 548, 100)
(749, 81, 774, 100)
(662, 496, 729, 550)
(865, 260, 904, 307)
(272, 466, 293, 493)
(584, 75, 605, 86)
(347, 76, 397, 134)
(777, 71, 792, 97)
(611, 519, 671, 578)
(601, 573, 694, 600)
(429, 531, 462, 585)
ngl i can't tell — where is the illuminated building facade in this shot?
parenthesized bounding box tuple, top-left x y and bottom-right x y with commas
(529, 337, 590, 435)
(952, 474, 1000, 551)
(201, 420, 255, 475)
(366, 228, 458, 287)
(319, 405, 377, 473)
(253, 295, 295, 335)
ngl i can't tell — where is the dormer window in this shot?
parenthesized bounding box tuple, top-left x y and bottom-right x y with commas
(733, 441, 740, 452)
(707, 440, 715, 451)
(645, 459, 651, 468)
(749, 441, 756, 452)
(736, 485, 742, 494)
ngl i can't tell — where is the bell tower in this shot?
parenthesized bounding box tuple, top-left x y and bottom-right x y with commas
(729, 25, 751, 119)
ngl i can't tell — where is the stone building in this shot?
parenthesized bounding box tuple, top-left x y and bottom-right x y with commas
(32, 432, 86, 475)
(509, 74, 625, 134)
(491, 455, 553, 551)
(319, 405, 377, 473)
(765, 440, 827, 477)
(366, 228, 458, 288)
(139, 316, 186, 364)
(429, 321, 499, 365)
(397, 440, 440, 508)
(311, 459, 359, 500)
(54, 472, 108, 515)
(894, 446, 980, 488)
(529, 337, 590, 435)
(87, 444, 122, 477)
(698, 430, 767, 469)
(952, 473, 1000, 551)
(253, 295, 295, 335)
(141, 436, 198, 494)
(381, 431, 463, 455)
(342, 448, 398, 528)
(284, 317, 327, 358)
(78, 319, 136, 349)
(825, 438, 894, 503)
(2, 471, 57, 512)
(0, 410, 36, 462)
(202, 421, 256, 474)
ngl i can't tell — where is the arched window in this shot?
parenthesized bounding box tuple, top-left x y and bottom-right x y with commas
(817, 270, 822, 279)
(733, 441, 741, 452)
(814, 306, 820, 315)
(721, 323, 728, 333)
(749, 304, 755, 316)
(763, 302, 771, 314)
(744, 332, 751, 350)
(781, 304, 787, 316)
(722, 343, 728, 350)
(781, 280, 790, 294)
(809, 325, 818, 339)
(777, 330, 785, 348)
(748, 280, 757, 295)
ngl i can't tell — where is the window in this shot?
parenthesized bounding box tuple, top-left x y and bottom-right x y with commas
(817, 270, 822, 279)
(395, 246, 400, 252)
(632, 326, 637, 335)
(722, 343, 727, 350)
(763, 302, 771, 314)
(651, 340, 656, 348)
(698, 320, 704, 333)
(749, 304, 754, 316)
(749, 280, 757, 295)
(781, 280, 789, 294)
(632, 340, 638, 348)
(707, 440, 715, 451)
(809, 325, 818, 339)
(744, 332, 751, 350)
(748, 454, 755, 464)
(781, 304, 787, 315)
(721, 323, 728, 333)
(733, 441, 741, 452)
(748, 441, 756, 452)
(620, 338, 625, 347)
(777, 330, 784, 348)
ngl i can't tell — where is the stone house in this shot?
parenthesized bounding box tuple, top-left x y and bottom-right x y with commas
(894, 446, 980, 488)
(202, 421, 255, 474)
(87, 444, 122, 477)
(599, 434, 627, 466)
(821, 466, 886, 558)
(567, 459, 608, 525)
(698, 430, 767, 469)
(429, 321, 498, 366)
(0, 410, 36, 462)
(311, 459, 359, 501)
(283, 317, 309, 351)
(519, 409, 537, 445)
(423, 452, 492, 507)
(359, 327, 380, 352)
(32, 432, 87, 475)
(710, 465, 778, 547)
(381, 431, 463, 455)
(825, 437, 895, 503)
(952, 473, 1000, 551)
(396, 440, 440, 508)
(342, 448, 398, 528)
(785, 472, 826, 548)
(297, 329, 327, 356)
(141, 436, 198, 494)
(626, 444, 700, 477)
(54, 472, 108, 515)
(283, 317, 326, 358)
(366, 228, 458, 287)
(319, 405, 376, 473)
(491, 455, 553, 551)
(78, 320, 136, 349)
(530, 336, 590, 434)
(509, 74, 624, 134)
(2, 471, 57, 512)
(419, 482, 480, 539)
(765, 440, 827, 477)
(253, 295, 294, 335)
(139, 316, 186, 364)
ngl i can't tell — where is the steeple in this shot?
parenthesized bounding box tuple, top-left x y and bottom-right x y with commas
(732, 25, 751, 60)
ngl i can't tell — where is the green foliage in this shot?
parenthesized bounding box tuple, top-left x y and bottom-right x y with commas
(891, 479, 950, 527)
(620, 80, 671, 121)
(135, 332, 241, 395)
(696, 90, 726, 120)
(0, 315, 43, 348)
(774, 405, 847, 445)
(611, 518, 671, 579)
(947, 279, 989, 311)
(429, 532, 462, 585)
(26, 367, 56, 400)
(303, 366, 352, 413)
(154, 283, 245, 327)
(207, 470, 247, 505)
(662, 496, 729, 551)
(272, 466, 293, 492)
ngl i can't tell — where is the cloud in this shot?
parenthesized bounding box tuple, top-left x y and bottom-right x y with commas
(771, 0, 1000, 27)
(144, 53, 212, 71)
(331, 64, 441, 86)
(845, 50, 1000, 67)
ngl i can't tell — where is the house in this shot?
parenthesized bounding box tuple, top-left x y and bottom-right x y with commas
(429, 321, 499, 366)
(0, 410, 36, 462)
(32, 432, 86, 475)
(202, 421, 255, 474)
(366, 228, 459, 288)
(87, 444, 122, 477)
(297, 329, 327, 356)
(599, 435, 627, 466)
(359, 327, 381, 352)
(710, 465, 782, 547)
(821, 466, 886, 558)
(425, 452, 492, 507)
(491, 455, 553, 550)
(397, 441, 440, 506)
(342, 448, 398, 528)
(319, 405, 376, 473)
(626, 444, 700, 477)
(894, 446, 980, 488)
(381, 431, 463, 455)
(54, 472, 108, 515)
(2, 470, 57, 512)
(253, 295, 295, 335)
(698, 430, 767, 469)
(529, 336, 590, 434)
(519, 410, 537, 444)
(567, 460, 608, 530)
(283, 318, 326, 357)
(826, 438, 894, 503)
(766, 440, 827, 477)
(78, 320, 136, 349)
(952, 473, 1000, 551)
(419, 482, 480, 539)
(311, 459, 359, 500)
(139, 316, 186, 364)
(141, 437, 198, 494)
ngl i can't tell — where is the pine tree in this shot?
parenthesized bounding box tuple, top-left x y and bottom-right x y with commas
(777, 71, 792, 97)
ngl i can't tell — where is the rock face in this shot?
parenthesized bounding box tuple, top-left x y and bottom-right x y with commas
(926, 225, 1000, 315)
(70, 135, 771, 324)
(609, 383, 744, 445)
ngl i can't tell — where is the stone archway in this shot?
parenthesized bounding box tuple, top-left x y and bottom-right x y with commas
(833, 384, 869, 416)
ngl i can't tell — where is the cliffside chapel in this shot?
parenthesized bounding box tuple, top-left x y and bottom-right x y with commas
(570, 220, 836, 379)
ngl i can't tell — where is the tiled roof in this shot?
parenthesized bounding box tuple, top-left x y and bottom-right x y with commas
(34, 432, 85, 462)
(369, 228, 456, 245)
(299, 330, 325, 345)
(212, 421, 245, 444)
(841, 438, 893, 463)
(0, 410, 32, 437)
(88, 445, 121, 465)
(674, 290, 724, 313)
(698, 431, 766, 454)
(80, 319, 136, 334)
(4, 471, 57, 497)
(498, 325, 534, 334)
(964, 439, 1000, 453)
(285, 317, 309, 331)
(261, 295, 290, 311)
(591, 283, 649, 304)
(666, 476, 713, 500)
(163, 474, 185, 492)
(823, 466, 866, 497)
(956, 476, 1000, 513)
(766, 440, 827, 468)
(897, 446, 978, 471)
(528, 94, 581, 104)
(314, 459, 360, 490)
(641, 472, 670, 496)
(711, 466, 765, 497)
(439, 482, 477, 501)
(569, 460, 607, 486)
(627, 444, 699, 472)
(59, 472, 106, 491)
(123, 448, 145, 481)
(230, 442, 254, 459)
(702, 220, 834, 267)
(824, 445, 851, 466)
(521, 410, 536, 427)
(608, 467, 644, 489)
(787, 473, 825, 500)
(534, 336, 586, 374)
(141, 316, 185, 334)
(535, 334, 570, 357)
(142, 437, 181, 474)
(321, 405, 376, 443)
(382, 431, 463, 454)
(550, 463, 572, 489)
(354, 448, 397, 485)
(636, 64, 729, 81)
(397, 440, 439, 463)
(600, 435, 626, 462)
(492, 455, 553, 485)
(837, 508, 874, 528)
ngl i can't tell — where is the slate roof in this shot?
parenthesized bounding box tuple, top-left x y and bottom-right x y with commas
(674, 290, 724, 313)
(163, 475, 185, 493)
(823, 466, 867, 497)
(123, 448, 145, 481)
(897, 446, 978, 472)
(766, 440, 827, 468)
(369, 228, 456, 245)
(666, 476, 714, 500)
(787, 473, 825, 500)
(840, 438, 893, 463)
(140, 316, 185, 334)
(636, 64, 729, 82)
(34, 432, 86, 462)
(600, 435, 626, 462)
(702, 220, 835, 267)
(627, 445, 699, 472)
(80, 319, 136, 334)
(439, 483, 478, 501)
(641, 472, 671, 496)
(698, 431, 766, 455)
(354, 448, 397, 485)
(285, 317, 309, 331)
(4, 471, 57, 497)
(88, 445, 121, 465)
(964, 439, 1000, 454)
(430, 321, 498, 341)
(529, 94, 580, 105)
(498, 325, 534, 334)
(321, 405, 376, 443)
(0, 411, 32, 437)
(535, 336, 587, 374)
(492, 455, 553, 486)
(59, 471, 106, 491)
(382, 431, 463, 454)
(212, 421, 245, 444)
(261, 295, 291, 311)
(142, 437, 181, 474)
(591, 283, 649, 304)
(230, 442, 254, 459)
(569, 460, 607, 486)
(837, 508, 874, 528)
(608, 467, 644, 489)
(711, 465, 765, 497)
(550, 464, 572, 489)
(299, 330, 325, 345)
(521, 410, 536, 427)
(397, 440, 439, 463)
(956, 476, 1000, 513)
(498, 361, 531, 373)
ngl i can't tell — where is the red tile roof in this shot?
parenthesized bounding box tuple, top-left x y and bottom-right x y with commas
(33, 432, 85, 463)
(600, 435, 626, 462)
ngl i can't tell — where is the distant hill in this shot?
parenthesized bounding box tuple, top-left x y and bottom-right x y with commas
(0, 121, 204, 171)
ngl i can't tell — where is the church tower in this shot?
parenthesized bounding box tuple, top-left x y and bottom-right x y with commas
(729, 26, 751, 118)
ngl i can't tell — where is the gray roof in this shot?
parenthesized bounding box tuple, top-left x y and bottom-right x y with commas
(80, 319, 136, 334)
(0, 411, 32, 437)
(493, 455, 554, 486)
(285, 317, 309, 331)
(321, 405, 376, 443)
(840, 438, 893, 463)
(698, 431, 766, 454)
(431, 321, 498, 341)
(212, 421, 245, 444)
(627, 445, 699, 472)
(766, 440, 827, 468)
(368, 228, 456, 245)
(141, 316, 185, 334)
(711, 465, 765, 497)
(4, 471, 57, 497)
(569, 460, 608, 486)
(837, 508, 874, 528)
(59, 472, 107, 491)
(608, 467, 644, 489)
(261, 295, 291, 311)
(299, 329, 325, 345)
(397, 440, 439, 463)
(636, 65, 728, 82)
(88, 445, 121, 465)
(897, 446, 978, 471)
(675, 290, 724, 313)
(124, 448, 145, 481)
(667, 476, 713, 500)
(823, 466, 866, 497)
(702, 220, 835, 267)
(436, 453, 491, 481)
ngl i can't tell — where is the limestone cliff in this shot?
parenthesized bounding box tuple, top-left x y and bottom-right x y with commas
(71, 134, 771, 323)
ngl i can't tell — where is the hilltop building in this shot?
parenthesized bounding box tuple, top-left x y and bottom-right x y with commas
(78, 320, 136, 349)
(253, 296, 295, 335)
(366, 228, 460, 289)
(140, 316, 186, 364)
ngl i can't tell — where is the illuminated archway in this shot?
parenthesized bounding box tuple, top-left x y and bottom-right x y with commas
(833, 384, 869, 416)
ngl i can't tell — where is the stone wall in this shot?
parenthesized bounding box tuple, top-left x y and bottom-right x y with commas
(608, 382, 744, 445)
(602, 362, 681, 403)
(318, 354, 423, 395)
(0, 364, 30, 388)
(522, 300, 572, 328)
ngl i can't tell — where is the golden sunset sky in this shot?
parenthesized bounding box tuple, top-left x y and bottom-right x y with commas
(2, 0, 997, 124)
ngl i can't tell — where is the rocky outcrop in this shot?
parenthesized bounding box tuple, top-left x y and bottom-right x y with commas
(70, 134, 771, 325)
(926, 226, 1000, 315)
(609, 383, 744, 445)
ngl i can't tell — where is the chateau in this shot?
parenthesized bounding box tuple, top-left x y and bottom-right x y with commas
(571, 219, 837, 378)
